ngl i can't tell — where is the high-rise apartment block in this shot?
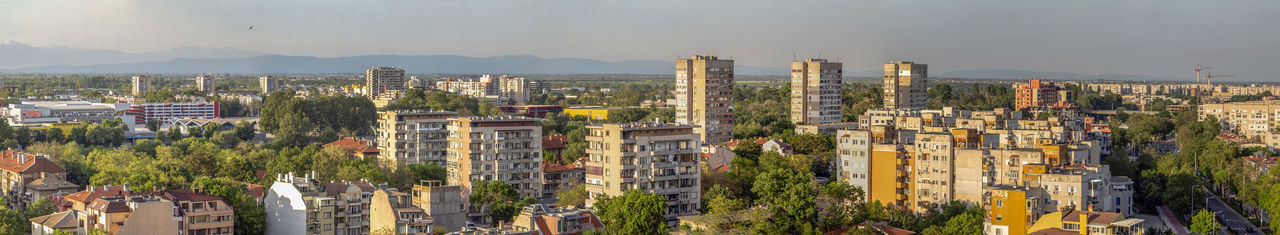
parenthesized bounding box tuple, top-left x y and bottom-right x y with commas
(1199, 100, 1280, 149)
(377, 110, 455, 169)
(883, 61, 928, 110)
(195, 74, 216, 94)
(1015, 79, 1072, 110)
(445, 116, 544, 199)
(790, 58, 843, 125)
(367, 66, 407, 99)
(260, 75, 280, 94)
(131, 74, 151, 97)
(583, 122, 701, 226)
(675, 55, 735, 144)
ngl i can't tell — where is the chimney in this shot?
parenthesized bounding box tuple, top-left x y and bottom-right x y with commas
(1079, 209, 1088, 235)
(123, 183, 129, 192)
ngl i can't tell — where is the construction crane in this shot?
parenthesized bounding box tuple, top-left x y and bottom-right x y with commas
(1202, 72, 1235, 86)
(1194, 64, 1212, 83)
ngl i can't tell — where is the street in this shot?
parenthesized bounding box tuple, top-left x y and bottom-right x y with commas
(1205, 191, 1263, 235)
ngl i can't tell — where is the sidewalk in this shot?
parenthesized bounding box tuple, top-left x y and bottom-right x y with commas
(1158, 205, 1190, 235)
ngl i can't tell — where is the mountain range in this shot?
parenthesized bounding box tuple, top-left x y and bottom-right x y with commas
(0, 42, 1189, 81)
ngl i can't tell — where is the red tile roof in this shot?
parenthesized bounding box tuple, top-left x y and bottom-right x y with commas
(542, 135, 568, 150)
(245, 183, 266, 198)
(714, 165, 731, 174)
(63, 186, 130, 204)
(543, 161, 582, 172)
(0, 149, 66, 174)
(325, 137, 379, 155)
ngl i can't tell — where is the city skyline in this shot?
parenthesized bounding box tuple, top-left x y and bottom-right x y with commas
(2, 0, 1279, 81)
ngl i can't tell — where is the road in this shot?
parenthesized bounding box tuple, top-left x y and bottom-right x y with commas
(1205, 192, 1263, 235)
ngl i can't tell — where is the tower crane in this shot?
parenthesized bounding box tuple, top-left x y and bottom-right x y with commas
(1202, 72, 1234, 86)
(1194, 64, 1212, 83)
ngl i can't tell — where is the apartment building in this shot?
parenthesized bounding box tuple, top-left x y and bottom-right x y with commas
(675, 55, 735, 144)
(911, 132, 956, 211)
(366, 66, 407, 99)
(196, 74, 216, 94)
(0, 150, 79, 208)
(1025, 209, 1145, 235)
(376, 110, 455, 168)
(260, 76, 280, 94)
(265, 172, 375, 235)
(433, 75, 530, 105)
(883, 61, 928, 110)
(1014, 79, 1072, 110)
(509, 204, 604, 235)
(145, 189, 236, 235)
(1199, 100, 1280, 140)
(445, 116, 544, 198)
(836, 129, 872, 193)
(790, 58, 843, 125)
(132, 74, 151, 96)
(371, 188, 436, 234)
(411, 180, 467, 232)
(543, 161, 584, 199)
(984, 185, 1047, 235)
(583, 122, 701, 226)
(1025, 164, 1119, 215)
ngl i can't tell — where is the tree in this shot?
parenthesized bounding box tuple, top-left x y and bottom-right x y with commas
(317, 128, 340, 144)
(234, 121, 256, 141)
(593, 189, 669, 235)
(146, 119, 162, 132)
(395, 163, 447, 190)
(469, 181, 529, 226)
(46, 128, 64, 143)
(941, 212, 983, 235)
(1190, 210, 1221, 235)
(0, 207, 24, 234)
(555, 183, 588, 208)
(15, 126, 31, 146)
(751, 168, 817, 234)
(0, 120, 13, 140)
(192, 177, 266, 235)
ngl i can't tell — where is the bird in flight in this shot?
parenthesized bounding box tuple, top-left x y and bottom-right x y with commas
(249, 26, 254, 30)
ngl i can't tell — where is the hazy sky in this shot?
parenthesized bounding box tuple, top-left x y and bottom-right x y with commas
(2, 0, 1278, 80)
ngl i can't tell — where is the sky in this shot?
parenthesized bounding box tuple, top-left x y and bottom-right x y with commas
(1, 0, 1278, 81)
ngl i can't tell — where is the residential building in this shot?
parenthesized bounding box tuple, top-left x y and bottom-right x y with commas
(1109, 176, 1134, 216)
(911, 132, 956, 211)
(260, 76, 280, 94)
(542, 162, 584, 199)
(1198, 100, 1280, 141)
(372, 188, 436, 234)
(196, 74, 216, 94)
(883, 61, 928, 110)
(0, 150, 79, 208)
(509, 204, 604, 235)
(367, 66, 407, 99)
(675, 55, 735, 144)
(411, 180, 467, 232)
(377, 110, 455, 168)
(984, 185, 1047, 235)
(543, 135, 568, 158)
(29, 211, 78, 235)
(1015, 79, 1072, 111)
(77, 195, 182, 234)
(132, 74, 151, 96)
(866, 125, 913, 208)
(1026, 165, 1117, 215)
(61, 185, 132, 211)
(445, 116, 544, 198)
(145, 189, 236, 235)
(583, 122, 701, 226)
(265, 172, 376, 235)
(837, 129, 873, 196)
(790, 58, 843, 125)
(433, 75, 530, 105)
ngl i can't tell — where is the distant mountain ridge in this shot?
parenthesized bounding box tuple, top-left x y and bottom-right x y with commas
(0, 42, 1189, 81)
(4, 54, 790, 75)
(0, 41, 264, 69)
